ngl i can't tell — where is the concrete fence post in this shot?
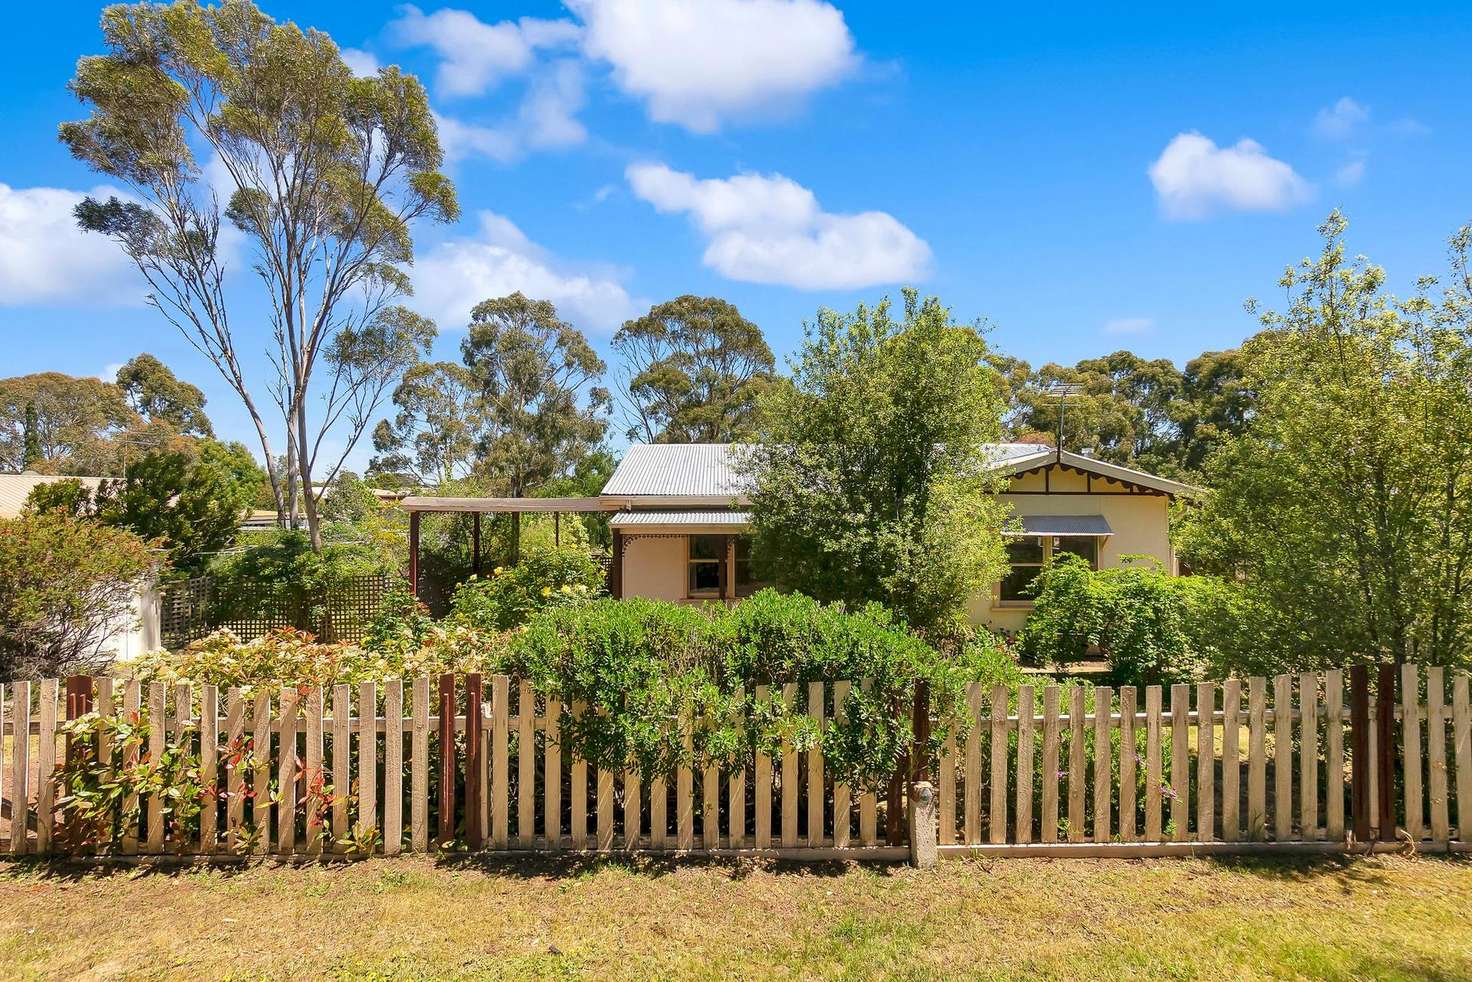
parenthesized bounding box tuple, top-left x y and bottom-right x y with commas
(909, 781, 937, 867)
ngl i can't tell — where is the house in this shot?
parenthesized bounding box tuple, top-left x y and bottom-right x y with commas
(597, 443, 1195, 632)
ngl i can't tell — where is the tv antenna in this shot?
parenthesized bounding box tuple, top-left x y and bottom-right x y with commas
(1046, 382, 1083, 460)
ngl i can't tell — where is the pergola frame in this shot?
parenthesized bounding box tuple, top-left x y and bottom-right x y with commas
(399, 496, 615, 596)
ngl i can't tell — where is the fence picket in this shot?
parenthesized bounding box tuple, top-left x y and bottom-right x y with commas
(147, 682, 167, 853)
(808, 680, 825, 847)
(357, 683, 376, 845)
(1324, 670, 1345, 841)
(35, 679, 57, 854)
(965, 682, 984, 845)
(650, 770, 668, 852)
(1299, 673, 1319, 841)
(1118, 686, 1136, 842)
(384, 681, 404, 856)
(598, 764, 615, 852)
(1248, 677, 1266, 840)
(1195, 682, 1214, 842)
(571, 700, 588, 849)
(493, 675, 510, 850)
(1068, 686, 1086, 843)
(1222, 679, 1241, 842)
(1042, 685, 1061, 844)
(518, 681, 535, 848)
(411, 678, 430, 852)
(991, 685, 1009, 844)
(1402, 663, 1424, 841)
(703, 754, 720, 852)
(831, 683, 849, 850)
(1170, 684, 1188, 841)
(330, 684, 350, 852)
(1427, 667, 1449, 844)
(95, 678, 115, 845)
(0, 684, 6, 853)
(754, 684, 771, 850)
(1455, 674, 1471, 842)
(10, 680, 31, 856)
(251, 690, 270, 855)
(305, 687, 324, 855)
(859, 680, 877, 847)
(1016, 685, 1035, 844)
(678, 711, 696, 851)
(276, 686, 299, 855)
(1273, 675, 1292, 841)
(625, 767, 641, 852)
(1093, 686, 1113, 844)
(780, 682, 798, 849)
(1144, 685, 1162, 841)
(544, 698, 561, 850)
(939, 723, 956, 846)
(200, 684, 219, 854)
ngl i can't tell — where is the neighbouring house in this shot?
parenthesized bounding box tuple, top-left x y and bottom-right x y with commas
(598, 444, 1195, 632)
(0, 471, 161, 660)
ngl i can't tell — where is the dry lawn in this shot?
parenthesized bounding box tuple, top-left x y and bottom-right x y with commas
(2, 852, 1470, 979)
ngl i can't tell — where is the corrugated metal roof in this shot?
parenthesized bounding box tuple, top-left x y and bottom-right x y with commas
(1008, 514, 1114, 536)
(600, 443, 1062, 499)
(0, 473, 105, 518)
(609, 510, 751, 528)
(600, 443, 748, 498)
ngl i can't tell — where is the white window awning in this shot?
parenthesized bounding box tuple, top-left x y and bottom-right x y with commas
(1007, 515, 1114, 537)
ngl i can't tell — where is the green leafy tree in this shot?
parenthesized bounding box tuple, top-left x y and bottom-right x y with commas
(61, 0, 457, 546)
(1168, 347, 1254, 477)
(0, 372, 137, 474)
(1178, 212, 1472, 667)
(0, 511, 159, 678)
(115, 353, 213, 437)
(461, 293, 609, 558)
(612, 295, 776, 443)
(27, 440, 263, 575)
(370, 361, 485, 485)
(741, 290, 1013, 638)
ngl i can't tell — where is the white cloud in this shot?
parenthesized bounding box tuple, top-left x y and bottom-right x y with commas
(389, 5, 580, 97)
(571, 0, 858, 133)
(626, 162, 930, 289)
(1147, 132, 1312, 221)
(98, 363, 125, 383)
(1312, 97, 1369, 140)
(341, 47, 381, 77)
(1334, 158, 1366, 188)
(435, 62, 587, 164)
(1389, 117, 1431, 138)
(0, 182, 141, 307)
(414, 211, 635, 332)
(1103, 317, 1154, 336)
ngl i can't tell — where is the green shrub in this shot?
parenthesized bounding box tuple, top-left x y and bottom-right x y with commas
(507, 589, 1024, 790)
(449, 545, 605, 631)
(1018, 554, 1281, 686)
(0, 511, 160, 678)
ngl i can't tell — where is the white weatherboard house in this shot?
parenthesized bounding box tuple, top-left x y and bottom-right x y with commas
(600, 444, 1195, 633)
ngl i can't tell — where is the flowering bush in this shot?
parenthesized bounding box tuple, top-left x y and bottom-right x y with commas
(449, 545, 605, 632)
(134, 624, 508, 690)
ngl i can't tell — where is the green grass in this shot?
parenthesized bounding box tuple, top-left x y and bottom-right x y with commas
(2, 853, 1470, 979)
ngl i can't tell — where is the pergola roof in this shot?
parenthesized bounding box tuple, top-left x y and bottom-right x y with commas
(400, 495, 610, 514)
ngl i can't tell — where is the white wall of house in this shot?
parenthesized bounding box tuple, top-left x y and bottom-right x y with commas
(972, 467, 1174, 634)
(623, 534, 690, 603)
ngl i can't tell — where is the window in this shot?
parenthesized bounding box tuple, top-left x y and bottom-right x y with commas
(1052, 535, 1098, 566)
(998, 535, 1102, 604)
(734, 535, 765, 597)
(688, 535, 724, 597)
(999, 537, 1046, 603)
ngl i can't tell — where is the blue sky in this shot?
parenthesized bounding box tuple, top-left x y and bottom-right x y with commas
(5, 1, 1471, 469)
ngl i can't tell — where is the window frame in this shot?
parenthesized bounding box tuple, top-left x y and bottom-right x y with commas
(686, 534, 725, 599)
(995, 533, 1104, 608)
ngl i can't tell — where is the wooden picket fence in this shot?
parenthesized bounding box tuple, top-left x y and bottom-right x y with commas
(1, 664, 1469, 860)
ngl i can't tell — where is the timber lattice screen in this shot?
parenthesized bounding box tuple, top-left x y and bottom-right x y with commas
(1, 665, 1468, 859)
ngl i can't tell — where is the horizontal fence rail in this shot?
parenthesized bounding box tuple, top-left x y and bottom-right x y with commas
(1, 664, 1469, 861)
